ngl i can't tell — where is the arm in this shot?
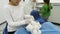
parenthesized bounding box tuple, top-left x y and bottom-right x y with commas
(3, 8, 29, 27)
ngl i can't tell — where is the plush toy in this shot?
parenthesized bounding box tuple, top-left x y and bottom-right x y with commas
(24, 15, 41, 34)
(26, 21, 41, 34)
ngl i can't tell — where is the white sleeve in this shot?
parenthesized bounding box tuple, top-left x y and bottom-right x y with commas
(3, 7, 28, 27)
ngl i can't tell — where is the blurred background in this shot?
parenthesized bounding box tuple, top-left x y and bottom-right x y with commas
(0, 0, 60, 34)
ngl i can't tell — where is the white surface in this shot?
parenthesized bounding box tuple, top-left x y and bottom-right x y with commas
(0, 8, 6, 24)
(0, 0, 8, 7)
(0, 0, 9, 34)
(50, 0, 60, 3)
(0, 0, 8, 23)
(49, 4, 60, 24)
(36, 0, 43, 3)
(37, 0, 60, 3)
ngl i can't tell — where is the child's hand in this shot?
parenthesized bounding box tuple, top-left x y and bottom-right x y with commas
(24, 15, 34, 21)
(25, 19, 31, 24)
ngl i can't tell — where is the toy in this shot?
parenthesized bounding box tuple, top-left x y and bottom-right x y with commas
(24, 15, 41, 34)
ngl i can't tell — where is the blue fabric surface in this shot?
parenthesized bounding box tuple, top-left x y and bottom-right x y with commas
(14, 22, 60, 34)
(3, 23, 8, 34)
(30, 10, 46, 24)
(41, 22, 59, 30)
(14, 27, 31, 34)
(41, 22, 60, 34)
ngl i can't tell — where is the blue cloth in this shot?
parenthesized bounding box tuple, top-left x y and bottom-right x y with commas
(41, 22, 60, 34)
(30, 10, 46, 24)
(14, 22, 60, 34)
(3, 23, 8, 34)
(14, 27, 31, 34)
(41, 22, 58, 30)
